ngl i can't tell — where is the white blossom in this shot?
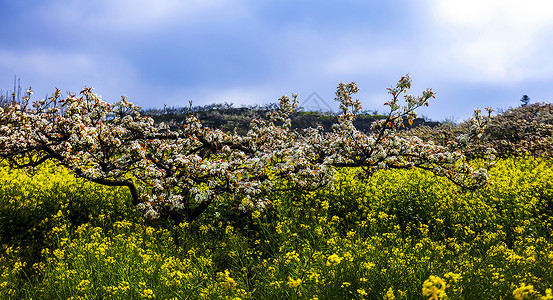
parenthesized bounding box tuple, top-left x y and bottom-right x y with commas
(0, 75, 495, 222)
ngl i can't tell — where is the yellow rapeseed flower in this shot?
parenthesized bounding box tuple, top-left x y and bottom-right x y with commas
(218, 270, 237, 289)
(542, 288, 553, 300)
(141, 288, 155, 298)
(384, 287, 395, 300)
(326, 254, 342, 266)
(513, 283, 534, 300)
(77, 279, 92, 292)
(444, 272, 462, 283)
(287, 277, 302, 288)
(422, 275, 447, 300)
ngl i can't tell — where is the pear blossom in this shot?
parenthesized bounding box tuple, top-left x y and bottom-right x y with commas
(0, 75, 495, 223)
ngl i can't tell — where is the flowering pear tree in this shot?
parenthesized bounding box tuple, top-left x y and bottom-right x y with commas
(0, 76, 494, 223)
(0, 87, 161, 202)
(0, 87, 332, 223)
(305, 76, 495, 189)
(135, 95, 333, 222)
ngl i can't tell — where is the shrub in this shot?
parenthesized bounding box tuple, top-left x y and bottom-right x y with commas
(481, 103, 553, 157)
(407, 103, 553, 159)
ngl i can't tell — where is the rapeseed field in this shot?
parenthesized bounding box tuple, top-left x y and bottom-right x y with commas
(0, 156, 552, 299)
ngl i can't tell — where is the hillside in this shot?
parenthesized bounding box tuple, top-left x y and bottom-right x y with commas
(141, 104, 440, 134)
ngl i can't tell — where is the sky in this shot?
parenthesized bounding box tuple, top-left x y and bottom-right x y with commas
(1, 0, 553, 121)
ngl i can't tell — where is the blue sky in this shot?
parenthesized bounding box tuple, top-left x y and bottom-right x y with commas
(1, 0, 552, 121)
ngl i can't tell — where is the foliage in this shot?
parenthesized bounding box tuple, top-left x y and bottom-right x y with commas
(0, 76, 494, 223)
(480, 103, 553, 157)
(143, 104, 434, 135)
(142, 102, 270, 135)
(0, 156, 552, 299)
(521, 95, 531, 107)
(406, 102, 553, 158)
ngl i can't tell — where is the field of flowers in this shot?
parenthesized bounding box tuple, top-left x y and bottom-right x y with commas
(1, 156, 552, 299)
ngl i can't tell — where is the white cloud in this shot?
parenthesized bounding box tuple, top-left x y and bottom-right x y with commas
(426, 0, 553, 83)
(0, 49, 93, 77)
(42, 0, 250, 33)
(160, 84, 280, 108)
(433, 0, 553, 30)
(324, 47, 404, 76)
(204, 86, 279, 106)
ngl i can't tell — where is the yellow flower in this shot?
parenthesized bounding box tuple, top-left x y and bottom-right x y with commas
(225, 225, 234, 235)
(218, 270, 237, 289)
(77, 279, 92, 292)
(199, 224, 210, 234)
(119, 281, 130, 292)
(287, 277, 302, 288)
(542, 288, 553, 300)
(513, 283, 534, 300)
(326, 254, 342, 266)
(384, 287, 395, 300)
(53, 248, 65, 259)
(13, 261, 26, 272)
(444, 272, 462, 283)
(141, 288, 155, 298)
(357, 288, 368, 296)
(422, 276, 447, 300)
(284, 251, 300, 264)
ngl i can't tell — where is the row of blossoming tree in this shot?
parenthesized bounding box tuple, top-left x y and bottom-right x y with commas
(0, 76, 495, 223)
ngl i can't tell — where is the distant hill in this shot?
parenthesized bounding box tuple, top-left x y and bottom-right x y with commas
(141, 103, 439, 134)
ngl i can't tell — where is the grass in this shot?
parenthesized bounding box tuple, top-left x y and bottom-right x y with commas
(0, 156, 552, 299)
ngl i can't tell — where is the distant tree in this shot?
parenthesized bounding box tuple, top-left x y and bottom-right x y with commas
(521, 95, 530, 106)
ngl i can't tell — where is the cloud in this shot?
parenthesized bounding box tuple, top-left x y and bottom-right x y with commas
(323, 46, 406, 77)
(39, 0, 251, 33)
(201, 86, 276, 106)
(151, 84, 283, 110)
(426, 0, 553, 83)
(433, 0, 553, 29)
(0, 49, 93, 78)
